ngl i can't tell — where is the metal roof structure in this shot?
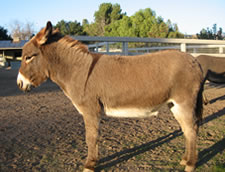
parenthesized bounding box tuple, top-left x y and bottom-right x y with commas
(0, 40, 27, 50)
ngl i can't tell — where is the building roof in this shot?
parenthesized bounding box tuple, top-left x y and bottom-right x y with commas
(0, 40, 27, 50)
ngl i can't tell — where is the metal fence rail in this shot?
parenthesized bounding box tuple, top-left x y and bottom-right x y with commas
(73, 36, 225, 57)
(1, 36, 225, 67)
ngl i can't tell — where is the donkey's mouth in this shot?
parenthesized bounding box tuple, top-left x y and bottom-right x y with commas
(24, 84, 35, 92)
(17, 80, 34, 92)
(17, 72, 36, 92)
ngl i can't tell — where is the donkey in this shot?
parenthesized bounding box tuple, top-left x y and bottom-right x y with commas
(17, 22, 204, 172)
(196, 55, 225, 83)
(196, 55, 225, 104)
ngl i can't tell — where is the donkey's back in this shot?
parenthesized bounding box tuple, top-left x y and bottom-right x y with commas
(197, 55, 225, 83)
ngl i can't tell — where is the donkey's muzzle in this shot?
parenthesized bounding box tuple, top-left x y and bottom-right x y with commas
(17, 79, 33, 92)
(17, 72, 33, 92)
(17, 79, 23, 89)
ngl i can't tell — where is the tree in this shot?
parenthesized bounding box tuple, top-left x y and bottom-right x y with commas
(167, 24, 184, 38)
(197, 28, 211, 39)
(10, 20, 34, 40)
(91, 3, 114, 36)
(54, 3, 183, 38)
(110, 3, 125, 22)
(105, 8, 183, 38)
(83, 23, 99, 36)
(105, 16, 134, 37)
(0, 26, 11, 40)
(212, 24, 217, 35)
(84, 3, 125, 36)
(55, 20, 86, 35)
(130, 8, 156, 37)
(217, 27, 223, 40)
(105, 8, 156, 37)
(82, 19, 89, 27)
(197, 24, 224, 40)
(148, 22, 169, 38)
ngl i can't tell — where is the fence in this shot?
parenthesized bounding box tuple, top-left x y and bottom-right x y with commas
(73, 36, 225, 57)
(1, 36, 225, 67)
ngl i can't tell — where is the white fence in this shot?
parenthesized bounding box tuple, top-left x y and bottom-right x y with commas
(73, 36, 225, 57)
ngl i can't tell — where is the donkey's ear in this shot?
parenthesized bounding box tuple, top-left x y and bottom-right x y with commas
(36, 21, 53, 45)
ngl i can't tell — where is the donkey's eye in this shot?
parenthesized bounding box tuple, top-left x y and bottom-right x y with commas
(25, 54, 38, 63)
(25, 56, 33, 61)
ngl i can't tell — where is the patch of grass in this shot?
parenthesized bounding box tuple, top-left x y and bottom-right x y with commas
(135, 154, 144, 161)
(38, 153, 61, 170)
(212, 164, 225, 172)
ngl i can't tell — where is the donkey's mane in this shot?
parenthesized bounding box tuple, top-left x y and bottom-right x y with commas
(54, 31, 89, 54)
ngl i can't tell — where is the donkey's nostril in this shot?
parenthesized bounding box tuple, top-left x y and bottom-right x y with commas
(17, 72, 33, 92)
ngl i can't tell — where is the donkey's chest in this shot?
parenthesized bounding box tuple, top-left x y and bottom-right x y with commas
(104, 107, 159, 118)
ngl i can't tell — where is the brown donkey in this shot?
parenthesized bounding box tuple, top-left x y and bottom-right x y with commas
(196, 55, 225, 83)
(196, 55, 225, 104)
(17, 22, 204, 172)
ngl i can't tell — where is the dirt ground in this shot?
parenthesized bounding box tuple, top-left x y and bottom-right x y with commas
(0, 68, 224, 172)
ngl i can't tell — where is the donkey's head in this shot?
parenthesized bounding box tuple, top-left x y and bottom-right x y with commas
(17, 21, 54, 92)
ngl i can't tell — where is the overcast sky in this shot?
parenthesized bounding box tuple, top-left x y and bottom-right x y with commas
(1, 0, 225, 35)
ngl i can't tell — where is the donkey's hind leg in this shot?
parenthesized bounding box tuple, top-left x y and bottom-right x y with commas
(170, 101, 198, 172)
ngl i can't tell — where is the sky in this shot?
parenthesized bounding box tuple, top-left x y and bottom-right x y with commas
(0, 0, 225, 35)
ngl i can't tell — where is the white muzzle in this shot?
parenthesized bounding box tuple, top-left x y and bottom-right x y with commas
(17, 72, 32, 92)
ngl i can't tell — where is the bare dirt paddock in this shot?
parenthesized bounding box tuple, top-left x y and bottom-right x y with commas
(0, 68, 224, 172)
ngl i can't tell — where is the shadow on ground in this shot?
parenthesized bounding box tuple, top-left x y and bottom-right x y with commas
(0, 68, 60, 97)
(96, 107, 225, 171)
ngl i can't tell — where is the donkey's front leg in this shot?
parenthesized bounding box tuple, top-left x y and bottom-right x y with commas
(83, 112, 100, 172)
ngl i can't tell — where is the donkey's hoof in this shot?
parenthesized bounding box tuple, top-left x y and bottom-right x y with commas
(83, 168, 94, 172)
(180, 159, 187, 166)
(184, 165, 195, 172)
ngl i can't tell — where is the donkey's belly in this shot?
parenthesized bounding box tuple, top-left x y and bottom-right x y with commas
(105, 107, 159, 118)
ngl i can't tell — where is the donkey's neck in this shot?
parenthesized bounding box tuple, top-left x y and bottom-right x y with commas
(44, 38, 93, 94)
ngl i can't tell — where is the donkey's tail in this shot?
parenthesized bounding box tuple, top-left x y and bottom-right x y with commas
(195, 78, 206, 126)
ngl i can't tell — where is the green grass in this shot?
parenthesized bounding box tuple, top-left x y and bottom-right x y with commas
(213, 164, 225, 172)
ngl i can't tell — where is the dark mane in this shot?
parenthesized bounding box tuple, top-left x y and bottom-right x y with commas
(61, 35, 89, 52)
(49, 30, 89, 54)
